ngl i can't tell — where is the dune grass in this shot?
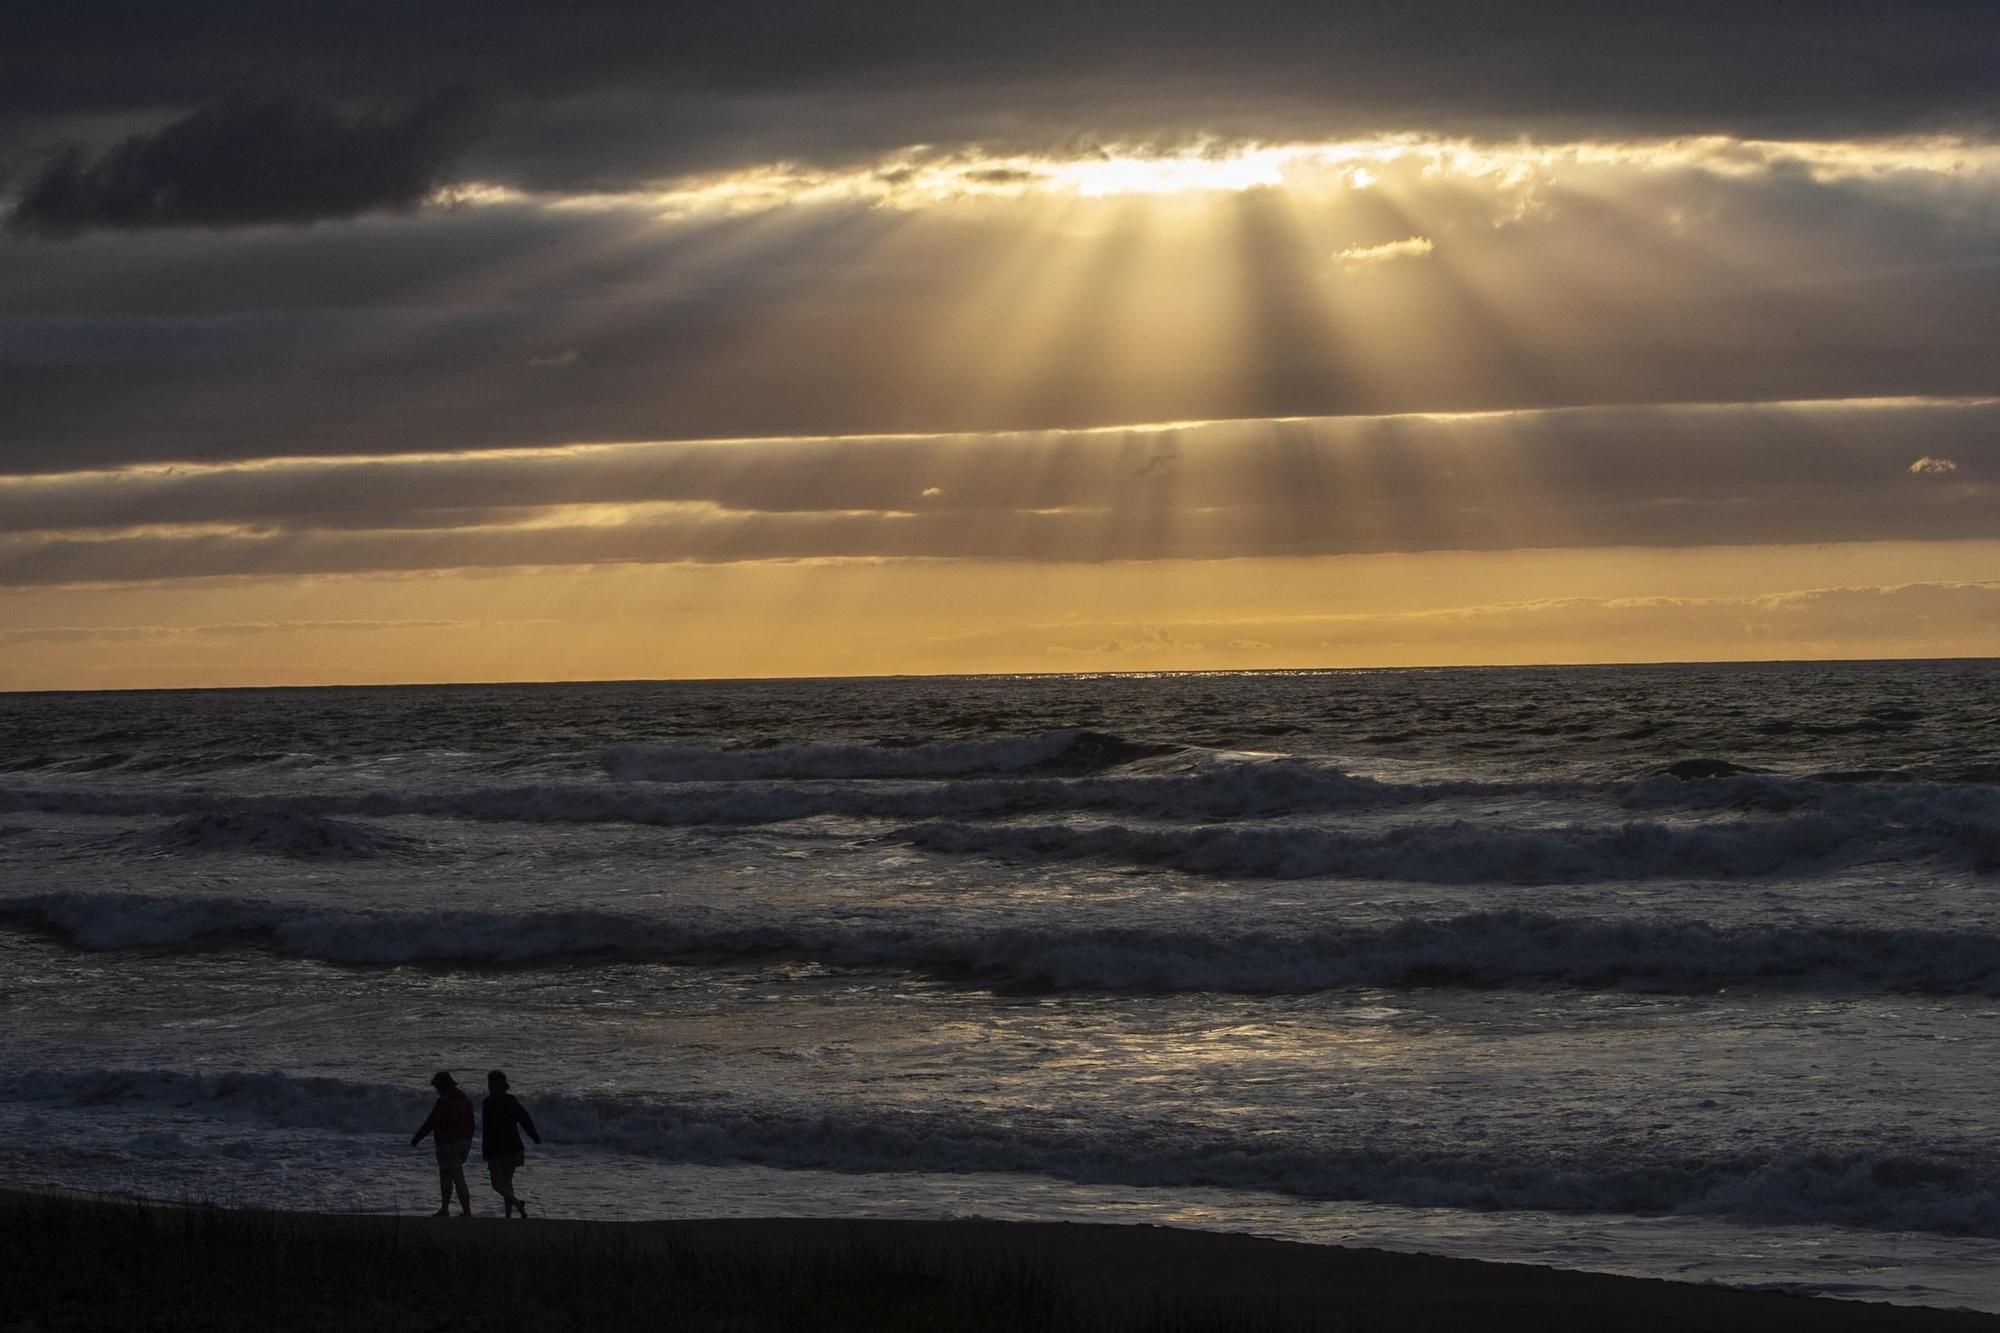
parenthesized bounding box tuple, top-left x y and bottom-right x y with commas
(0, 1197, 1301, 1332)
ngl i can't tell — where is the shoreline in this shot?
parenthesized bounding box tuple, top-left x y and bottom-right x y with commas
(5, 1189, 1995, 1330)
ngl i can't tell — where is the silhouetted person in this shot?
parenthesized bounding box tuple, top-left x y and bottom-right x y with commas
(410, 1070, 475, 1217)
(482, 1069, 542, 1218)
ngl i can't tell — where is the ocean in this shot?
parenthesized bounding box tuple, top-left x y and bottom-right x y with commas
(3, 661, 1998, 1309)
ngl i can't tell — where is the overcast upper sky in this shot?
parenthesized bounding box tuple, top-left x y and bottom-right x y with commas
(2, 3, 1998, 685)
(9, 5, 1998, 183)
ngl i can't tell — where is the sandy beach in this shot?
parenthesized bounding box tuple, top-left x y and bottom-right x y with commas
(5, 1188, 1995, 1331)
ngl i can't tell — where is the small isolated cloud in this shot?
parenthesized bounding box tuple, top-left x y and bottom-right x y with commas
(920, 486, 945, 498)
(1908, 456, 1959, 475)
(7, 91, 480, 239)
(1227, 638, 1273, 650)
(1334, 235, 1434, 268)
(960, 168, 1036, 186)
(528, 349, 582, 368)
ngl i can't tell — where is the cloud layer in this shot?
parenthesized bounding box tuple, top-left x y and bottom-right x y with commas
(0, 398, 1990, 586)
(8, 5, 1997, 195)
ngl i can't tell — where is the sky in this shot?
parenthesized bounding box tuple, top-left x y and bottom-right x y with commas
(2, 3, 1998, 688)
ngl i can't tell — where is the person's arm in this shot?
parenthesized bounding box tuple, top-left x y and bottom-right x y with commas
(411, 1102, 438, 1147)
(518, 1100, 541, 1145)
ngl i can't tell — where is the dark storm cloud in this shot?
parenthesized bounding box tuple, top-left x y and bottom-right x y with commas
(4, 4, 1997, 192)
(7, 91, 480, 238)
(0, 400, 1993, 585)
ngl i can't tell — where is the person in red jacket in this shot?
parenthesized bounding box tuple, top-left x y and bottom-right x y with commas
(410, 1070, 476, 1217)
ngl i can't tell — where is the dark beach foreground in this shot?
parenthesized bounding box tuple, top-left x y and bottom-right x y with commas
(2, 1190, 1994, 1332)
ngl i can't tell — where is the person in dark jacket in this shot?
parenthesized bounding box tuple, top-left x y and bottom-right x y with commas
(482, 1069, 542, 1218)
(410, 1070, 476, 1217)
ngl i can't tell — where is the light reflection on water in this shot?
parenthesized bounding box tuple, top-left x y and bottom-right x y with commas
(4, 665, 2000, 1315)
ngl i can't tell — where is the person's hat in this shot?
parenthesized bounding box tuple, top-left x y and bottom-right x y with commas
(430, 1070, 457, 1090)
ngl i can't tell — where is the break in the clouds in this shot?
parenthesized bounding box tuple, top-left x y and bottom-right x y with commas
(5, 134, 2000, 470)
(3, 6, 1998, 468)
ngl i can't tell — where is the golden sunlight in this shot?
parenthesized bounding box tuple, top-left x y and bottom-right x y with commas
(442, 133, 2000, 219)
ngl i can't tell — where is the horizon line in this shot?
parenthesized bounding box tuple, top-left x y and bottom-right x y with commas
(7, 651, 1994, 697)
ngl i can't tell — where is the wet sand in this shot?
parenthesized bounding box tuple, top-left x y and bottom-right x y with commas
(6, 1188, 1997, 1330)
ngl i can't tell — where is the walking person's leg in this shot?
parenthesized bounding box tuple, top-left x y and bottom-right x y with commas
(493, 1160, 520, 1215)
(437, 1140, 473, 1215)
(448, 1158, 471, 1213)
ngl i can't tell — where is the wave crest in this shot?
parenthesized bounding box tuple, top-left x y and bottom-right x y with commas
(116, 811, 419, 860)
(893, 814, 1910, 882)
(6, 892, 2000, 995)
(602, 729, 1175, 782)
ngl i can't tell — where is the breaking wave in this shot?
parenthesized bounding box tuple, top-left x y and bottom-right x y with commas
(602, 729, 1177, 782)
(7, 891, 2000, 995)
(109, 811, 420, 860)
(4, 756, 1996, 837)
(893, 812, 2000, 881)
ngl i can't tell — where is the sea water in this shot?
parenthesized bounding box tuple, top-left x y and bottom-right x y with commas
(2, 662, 1997, 1309)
